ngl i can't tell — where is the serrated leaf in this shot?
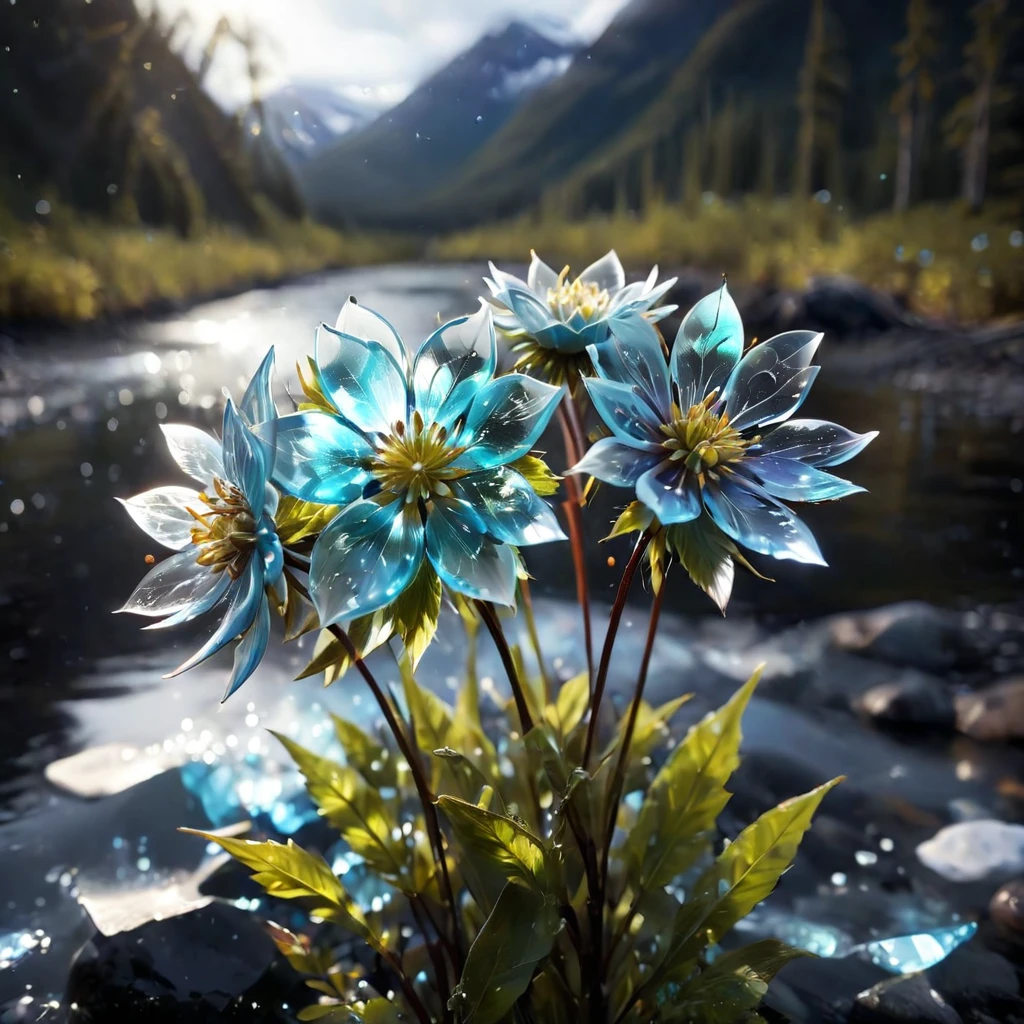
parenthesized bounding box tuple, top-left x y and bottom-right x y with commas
(545, 671, 589, 737)
(298, 613, 394, 684)
(276, 495, 341, 546)
(179, 829, 369, 940)
(510, 453, 561, 497)
(437, 795, 550, 893)
(607, 693, 692, 767)
(391, 561, 441, 669)
(451, 883, 561, 1024)
(297, 356, 336, 414)
(606, 500, 655, 541)
(626, 670, 762, 889)
(272, 733, 408, 881)
(332, 714, 398, 789)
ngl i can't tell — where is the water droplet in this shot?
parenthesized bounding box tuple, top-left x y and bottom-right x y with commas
(34, 200, 50, 216)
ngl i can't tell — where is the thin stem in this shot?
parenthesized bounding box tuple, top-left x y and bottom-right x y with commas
(557, 402, 594, 686)
(409, 894, 453, 1023)
(379, 946, 433, 1024)
(475, 600, 534, 733)
(581, 533, 652, 769)
(518, 576, 552, 702)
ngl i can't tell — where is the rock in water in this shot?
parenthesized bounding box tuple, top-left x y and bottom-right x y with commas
(916, 821, 1024, 883)
(851, 975, 962, 1023)
(855, 672, 955, 732)
(927, 943, 1022, 1018)
(990, 879, 1024, 939)
(956, 679, 1024, 742)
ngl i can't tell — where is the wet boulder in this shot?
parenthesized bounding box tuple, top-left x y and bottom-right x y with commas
(917, 821, 1024, 884)
(855, 671, 956, 732)
(927, 943, 1022, 1019)
(851, 974, 962, 1023)
(956, 679, 1024, 742)
(990, 879, 1024, 940)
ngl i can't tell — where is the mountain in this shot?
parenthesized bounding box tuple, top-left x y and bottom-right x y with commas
(244, 84, 376, 170)
(300, 21, 578, 228)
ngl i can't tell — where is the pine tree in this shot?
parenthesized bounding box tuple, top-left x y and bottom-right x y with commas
(711, 93, 736, 198)
(891, 0, 937, 213)
(758, 108, 777, 199)
(680, 125, 704, 211)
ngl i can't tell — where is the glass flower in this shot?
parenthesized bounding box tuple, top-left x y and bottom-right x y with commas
(117, 366, 283, 700)
(258, 301, 565, 628)
(482, 249, 677, 384)
(571, 283, 876, 607)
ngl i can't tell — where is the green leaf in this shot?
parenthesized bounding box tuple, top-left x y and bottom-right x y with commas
(545, 670, 589, 737)
(606, 500, 655, 541)
(648, 528, 668, 594)
(391, 561, 441, 669)
(298, 614, 394, 684)
(510, 454, 561, 497)
(296, 356, 337, 414)
(275, 495, 341, 546)
(282, 574, 319, 641)
(451, 883, 561, 1024)
(626, 669, 762, 889)
(180, 828, 370, 940)
(608, 693, 692, 767)
(331, 713, 398, 790)
(437, 795, 550, 893)
(272, 733, 408, 881)
(666, 518, 767, 613)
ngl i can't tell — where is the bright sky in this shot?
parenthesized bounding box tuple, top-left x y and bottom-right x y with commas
(149, 0, 631, 110)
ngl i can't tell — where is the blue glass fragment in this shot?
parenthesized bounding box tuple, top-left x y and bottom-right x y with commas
(860, 922, 977, 974)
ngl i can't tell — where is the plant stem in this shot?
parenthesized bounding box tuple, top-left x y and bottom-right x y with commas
(379, 945, 434, 1024)
(518, 576, 552, 702)
(475, 600, 534, 733)
(581, 533, 652, 769)
(557, 401, 594, 687)
(409, 894, 453, 1023)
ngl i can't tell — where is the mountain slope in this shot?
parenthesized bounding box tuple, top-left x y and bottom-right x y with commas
(300, 21, 577, 228)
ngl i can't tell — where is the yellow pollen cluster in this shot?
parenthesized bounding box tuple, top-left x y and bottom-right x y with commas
(189, 478, 257, 579)
(660, 395, 753, 485)
(371, 410, 467, 504)
(546, 265, 611, 323)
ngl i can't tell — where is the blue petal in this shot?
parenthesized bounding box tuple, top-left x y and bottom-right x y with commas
(582, 377, 663, 449)
(258, 411, 373, 505)
(335, 297, 408, 373)
(504, 287, 560, 335)
(486, 261, 531, 296)
(309, 498, 424, 625)
(119, 550, 215, 617)
(142, 572, 231, 630)
(451, 467, 565, 546)
(412, 306, 496, 428)
(457, 374, 563, 470)
(570, 437, 661, 487)
(534, 320, 590, 353)
(222, 400, 267, 512)
(740, 456, 866, 502)
(671, 282, 745, 409)
(591, 313, 672, 421)
(425, 498, 517, 606)
(636, 462, 702, 525)
(703, 472, 826, 565)
(160, 424, 224, 488)
(223, 596, 271, 702)
(723, 331, 823, 430)
(315, 323, 409, 436)
(753, 419, 878, 468)
(165, 556, 264, 677)
(257, 515, 284, 585)
(240, 347, 277, 427)
(579, 250, 625, 293)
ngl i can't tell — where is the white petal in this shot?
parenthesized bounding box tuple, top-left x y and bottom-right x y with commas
(118, 551, 217, 617)
(117, 486, 201, 551)
(160, 424, 224, 487)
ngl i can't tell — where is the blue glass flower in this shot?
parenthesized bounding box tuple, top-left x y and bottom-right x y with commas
(572, 283, 876, 606)
(117, 356, 283, 700)
(482, 250, 677, 384)
(258, 301, 565, 627)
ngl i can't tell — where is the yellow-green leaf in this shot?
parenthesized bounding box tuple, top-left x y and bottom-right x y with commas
(391, 561, 441, 669)
(180, 829, 369, 940)
(545, 671, 589, 737)
(453, 883, 561, 1024)
(626, 670, 761, 889)
(296, 356, 336, 414)
(275, 495, 341, 546)
(510, 453, 561, 497)
(298, 613, 393, 684)
(437, 795, 550, 893)
(331, 714, 398, 790)
(605, 500, 655, 541)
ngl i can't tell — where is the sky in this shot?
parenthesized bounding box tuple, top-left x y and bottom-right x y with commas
(149, 0, 631, 111)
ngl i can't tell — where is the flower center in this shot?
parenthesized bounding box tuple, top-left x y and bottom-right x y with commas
(190, 477, 258, 579)
(660, 397, 751, 478)
(547, 265, 610, 323)
(370, 410, 466, 503)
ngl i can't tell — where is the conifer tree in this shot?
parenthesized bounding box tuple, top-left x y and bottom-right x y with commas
(892, 0, 937, 212)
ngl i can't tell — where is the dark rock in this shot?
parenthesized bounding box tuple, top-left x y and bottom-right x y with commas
(956, 679, 1024, 742)
(773, 954, 888, 1023)
(851, 974, 963, 1023)
(803, 275, 915, 337)
(856, 671, 956, 732)
(927, 943, 1021, 1017)
(990, 879, 1024, 939)
(65, 903, 277, 1023)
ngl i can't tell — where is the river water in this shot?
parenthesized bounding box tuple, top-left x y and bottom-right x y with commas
(0, 263, 1022, 1015)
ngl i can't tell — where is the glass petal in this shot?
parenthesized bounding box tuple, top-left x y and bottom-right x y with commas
(315, 323, 409, 436)
(504, 287, 559, 336)
(142, 571, 231, 630)
(754, 419, 878, 467)
(527, 251, 559, 295)
(451, 467, 565, 547)
(535, 321, 589, 353)
(257, 516, 284, 586)
(413, 305, 496, 427)
(240, 347, 277, 426)
(861, 923, 977, 975)
(670, 282, 744, 408)
(259, 411, 373, 505)
(579, 250, 625, 293)
(222, 400, 267, 512)
(725, 365, 820, 432)
(636, 462, 702, 525)
(335, 296, 408, 372)
(571, 437, 661, 487)
(166, 557, 264, 677)
(646, 303, 679, 323)
(582, 377, 663, 449)
(486, 261, 531, 296)
(117, 486, 201, 551)
(309, 498, 424, 625)
(160, 424, 224, 488)
(703, 472, 826, 565)
(741, 456, 866, 502)
(119, 550, 215, 617)
(457, 374, 563, 470)
(223, 595, 270, 702)
(592, 313, 672, 420)
(425, 498, 517, 606)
